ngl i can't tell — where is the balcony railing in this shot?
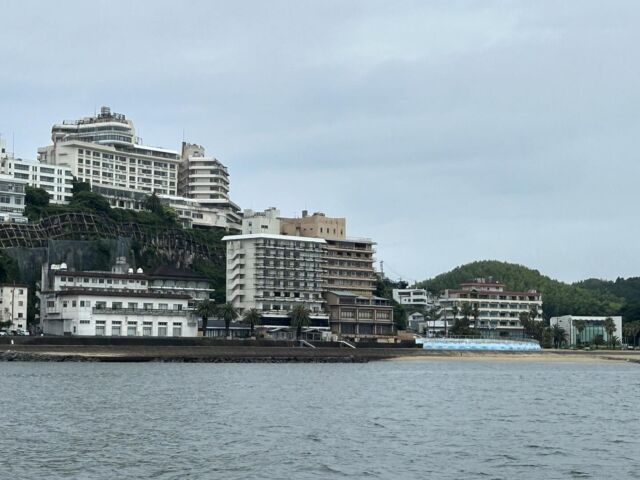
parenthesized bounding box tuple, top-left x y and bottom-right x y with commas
(92, 308, 189, 316)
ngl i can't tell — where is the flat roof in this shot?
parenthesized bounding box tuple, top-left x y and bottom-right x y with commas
(222, 233, 326, 243)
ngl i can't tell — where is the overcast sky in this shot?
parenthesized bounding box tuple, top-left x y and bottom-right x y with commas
(1, 1, 638, 284)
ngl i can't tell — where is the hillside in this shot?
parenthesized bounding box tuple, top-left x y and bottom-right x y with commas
(416, 260, 624, 320)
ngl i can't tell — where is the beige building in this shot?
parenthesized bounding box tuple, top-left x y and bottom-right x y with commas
(280, 210, 345, 241)
(280, 211, 376, 297)
(325, 291, 394, 339)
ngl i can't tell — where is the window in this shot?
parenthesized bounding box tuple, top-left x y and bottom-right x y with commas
(172, 323, 182, 337)
(127, 325, 137, 336)
(143, 322, 152, 336)
(95, 323, 105, 336)
(158, 322, 168, 337)
(128, 302, 138, 310)
(158, 303, 168, 310)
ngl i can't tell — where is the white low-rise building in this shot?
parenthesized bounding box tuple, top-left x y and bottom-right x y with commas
(393, 288, 436, 307)
(242, 207, 281, 234)
(40, 261, 199, 337)
(0, 284, 29, 332)
(0, 174, 27, 223)
(550, 315, 623, 346)
(0, 157, 74, 204)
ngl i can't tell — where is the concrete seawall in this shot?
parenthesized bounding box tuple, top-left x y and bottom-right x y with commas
(2, 340, 639, 363)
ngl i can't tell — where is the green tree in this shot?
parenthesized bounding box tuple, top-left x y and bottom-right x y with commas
(144, 192, 163, 214)
(603, 317, 616, 348)
(289, 304, 311, 340)
(70, 190, 111, 214)
(471, 303, 480, 328)
(573, 320, 586, 346)
(448, 304, 458, 337)
(72, 178, 91, 195)
(217, 303, 238, 339)
(25, 186, 50, 208)
(243, 308, 262, 337)
(195, 299, 217, 336)
(551, 324, 567, 348)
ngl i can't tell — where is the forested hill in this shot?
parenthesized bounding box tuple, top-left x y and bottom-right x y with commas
(416, 260, 624, 320)
(576, 277, 640, 304)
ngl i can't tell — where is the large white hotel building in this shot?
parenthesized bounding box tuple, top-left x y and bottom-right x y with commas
(35, 107, 240, 228)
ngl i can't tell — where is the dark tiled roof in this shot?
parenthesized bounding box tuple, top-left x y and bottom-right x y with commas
(45, 289, 191, 300)
(150, 265, 209, 281)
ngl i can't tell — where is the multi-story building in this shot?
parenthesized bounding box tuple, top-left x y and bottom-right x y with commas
(222, 233, 329, 332)
(0, 174, 27, 223)
(178, 142, 241, 229)
(0, 284, 29, 332)
(325, 291, 393, 338)
(242, 207, 281, 234)
(392, 288, 437, 308)
(39, 260, 199, 337)
(280, 211, 377, 297)
(158, 194, 230, 229)
(38, 107, 182, 204)
(280, 210, 345, 240)
(1, 157, 73, 204)
(549, 315, 622, 347)
(439, 278, 543, 338)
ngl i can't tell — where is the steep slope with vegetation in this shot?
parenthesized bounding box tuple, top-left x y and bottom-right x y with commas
(416, 260, 624, 320)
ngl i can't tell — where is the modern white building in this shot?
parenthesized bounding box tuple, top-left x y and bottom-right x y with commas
(0, 284, 29, 332)
(439, 278, 543, 338)
(242, 207, 281, 234)
(392, 288, 436, 307)
(0, 174, 27, 223)
(158, 194, 230, 229)
(38, 107, 182, 201)
(39, 261, 199, 337)
(549, 315, 623, 346)
(0, 156, 74, 204)
(178, 142, 241, 229)
(222, 233, 329, 329)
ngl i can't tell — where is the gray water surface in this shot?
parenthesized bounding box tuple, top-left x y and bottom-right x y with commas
(1, 360, 639, 479)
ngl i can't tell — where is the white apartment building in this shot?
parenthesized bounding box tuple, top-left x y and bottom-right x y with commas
(550, 315, 623, 347)
(222, 233, 329, 328)
(242, 207, 281, 234)
(158, 194, 229, 229)
(392, 288, 436, 307)
(38, 107, 182, 202)
(179, 142, 241, 229)
(40, 261, 198, 337)
(1, 157, 73, 204)
(0, 174, 27, 223)
(439, 278, 543, 338)
(0, 284, 29, 332)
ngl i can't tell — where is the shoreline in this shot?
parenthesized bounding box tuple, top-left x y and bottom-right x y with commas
(1, 344, 639, 364)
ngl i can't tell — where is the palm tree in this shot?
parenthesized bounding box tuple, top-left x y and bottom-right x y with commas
(289, 304, 311, 340)
(217, 303, 238, 339)
(573, 320, 586, 347)
(195, 299, 217, 337)
(144, 191, 162, 214)
(471, 304, 480, 329)
(551, 324, 567, 348)
(449, 304, 458, 337)
(603, 317, 616, 348)
(243, 308, 262, 338)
